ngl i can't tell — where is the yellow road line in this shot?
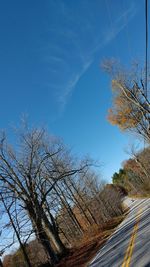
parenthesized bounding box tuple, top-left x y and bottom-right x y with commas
(121, 209, 142, 267)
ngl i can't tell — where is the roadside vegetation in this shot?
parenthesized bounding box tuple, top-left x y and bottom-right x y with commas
(102, 60, 150, 196)
(103, 60, 150, 197)
(112, 146, 150, 196)
(0, 125, 126, 267)
(1, 60, 149, 267)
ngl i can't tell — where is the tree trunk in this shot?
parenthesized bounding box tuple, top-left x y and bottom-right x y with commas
(0, 259, 3, 267)
(54, 186, 83, 234)
(1, 196, 32, 267)
(27, 198, 67, 263)
(27, 203, 59, 265)
(66, 180, 98, 225)
(38, 228, 58, 266)
(42, 211, 66, 257)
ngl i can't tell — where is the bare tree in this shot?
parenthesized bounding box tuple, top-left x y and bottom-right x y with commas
(0, 127, 92, 265)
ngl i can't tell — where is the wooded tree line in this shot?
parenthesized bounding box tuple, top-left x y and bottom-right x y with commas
(112, 146, 150, 195)
(0, 126, 124, 267)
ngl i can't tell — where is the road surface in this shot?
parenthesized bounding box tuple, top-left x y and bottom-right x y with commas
(89, 197, 150, 267)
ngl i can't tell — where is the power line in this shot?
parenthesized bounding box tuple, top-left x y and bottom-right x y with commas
(145, 0, 148, 97)
(144, 0, 148, 149)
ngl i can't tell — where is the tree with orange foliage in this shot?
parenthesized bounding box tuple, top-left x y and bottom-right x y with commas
(102, 60, 150, 143)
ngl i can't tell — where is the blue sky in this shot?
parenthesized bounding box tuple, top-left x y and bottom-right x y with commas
(0, 0, 147, 182)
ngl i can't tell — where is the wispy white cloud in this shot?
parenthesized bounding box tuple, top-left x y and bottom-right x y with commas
(103, 2, 137, 45)
(58, 58, 93, 109)
(42, 1, 138, 115)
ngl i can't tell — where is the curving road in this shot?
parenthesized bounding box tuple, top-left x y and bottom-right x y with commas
(89, 198, 150, 267)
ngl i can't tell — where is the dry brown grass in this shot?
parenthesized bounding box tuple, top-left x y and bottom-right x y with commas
(56, 215, 125, 267)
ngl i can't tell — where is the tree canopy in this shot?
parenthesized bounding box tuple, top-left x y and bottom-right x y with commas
(102, 60, 150, 143)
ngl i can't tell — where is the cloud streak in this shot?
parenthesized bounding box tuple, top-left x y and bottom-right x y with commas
(58, 58, 93, 108)
(103, 2, 137, 45)
(41, 0, 138, 114)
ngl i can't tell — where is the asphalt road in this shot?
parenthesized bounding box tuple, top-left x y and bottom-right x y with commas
(89, 197, 150, 267)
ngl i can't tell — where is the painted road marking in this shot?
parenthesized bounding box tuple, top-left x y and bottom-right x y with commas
(121, 209, 142, 267)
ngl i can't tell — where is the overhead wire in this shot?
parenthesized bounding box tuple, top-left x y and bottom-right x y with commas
(105, 0, 149, 96)
(145, 0, 148, 98)
(144, 0, 148, 148)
